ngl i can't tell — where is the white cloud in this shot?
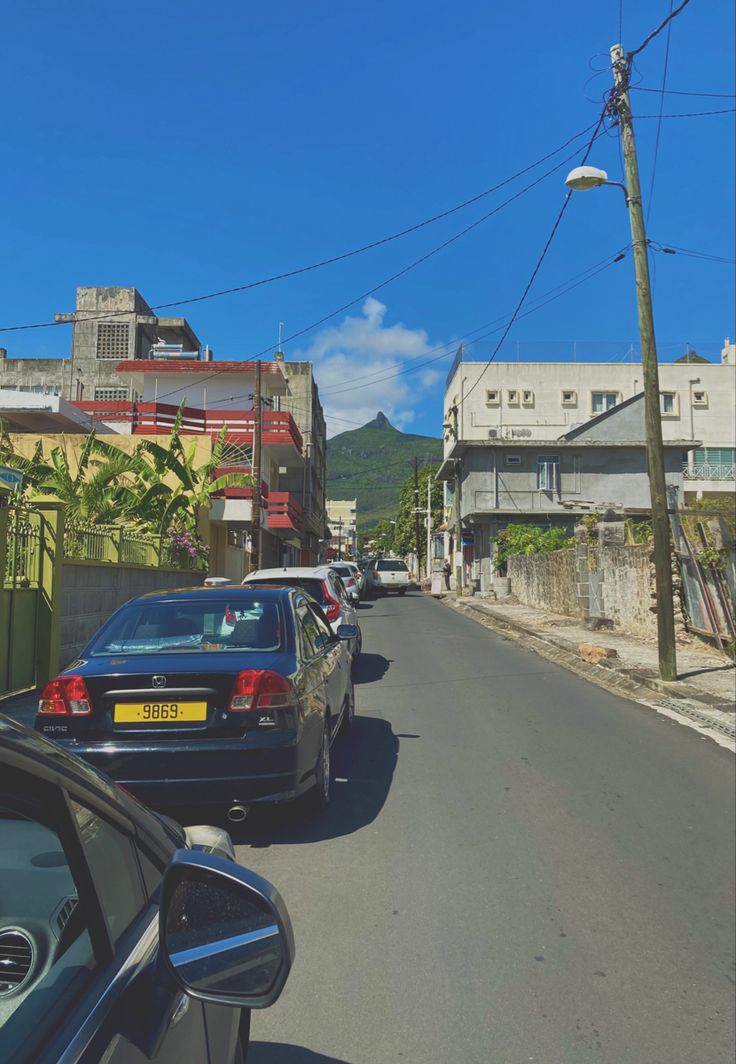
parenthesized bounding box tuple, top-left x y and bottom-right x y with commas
(292, 298, 447, 437)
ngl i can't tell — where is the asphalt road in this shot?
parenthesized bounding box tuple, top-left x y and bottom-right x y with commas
(226, 590, 735, 1064)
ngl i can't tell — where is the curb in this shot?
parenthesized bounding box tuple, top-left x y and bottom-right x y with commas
(441, 595, 736, 743)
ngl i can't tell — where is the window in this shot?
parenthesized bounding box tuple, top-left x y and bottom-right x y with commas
(504, 454, 522, 466)
(691, 390, 708, 407)
(591, 391, 618, 414)
(537, 455, 560, 492)
(561, 389, 577, 406)
(660, 391, 679, 416)
(507, 389, 520, 405)
(93, 387, 130, 402)
(96, 322, 130, 360)
(0, 772, 96, 1064)
(484, 389, 500, 405)
(306, 602, 335, 650)
(522, 389, 534, 405)
(69, 801, 145, 946)
(296, 603, 318, 657)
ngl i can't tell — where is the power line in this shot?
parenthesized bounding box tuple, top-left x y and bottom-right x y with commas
(649, 241, 736, 264)
(458, 110, 609, 410)
(646, 0, 674, 228)
(0, 122, 600, 336)
(150, 130, 609, 408)
(628, 0, 692, 58)
(632, 86, 736, 99)
(320, 247, 630, 397)
(634, 107, 736, 118)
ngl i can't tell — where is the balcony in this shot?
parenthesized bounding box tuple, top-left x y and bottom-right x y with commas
(266, 492, 305, 534)
(71, 401, 303, 453)
(683, 462, 735, 481)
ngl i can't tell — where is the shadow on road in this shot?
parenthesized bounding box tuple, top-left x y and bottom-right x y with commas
(229, 713, 399, 847)
(249, 1044, 352, 1064)
(355, 601, 373, 610)
(352, 652, 391, 684)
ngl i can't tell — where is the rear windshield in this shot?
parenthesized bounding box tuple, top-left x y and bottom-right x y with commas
(376, 560, 409, 572)
(87, 598, 283, 655)
(248, 577, 326, 603)
(331, 565, 353, 578)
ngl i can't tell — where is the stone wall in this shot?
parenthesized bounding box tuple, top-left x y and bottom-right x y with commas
(59, 562, 202, 668)
(587, 543, 655, 635)
(507, 549, 577, 617)
(508, 541, 658, 637)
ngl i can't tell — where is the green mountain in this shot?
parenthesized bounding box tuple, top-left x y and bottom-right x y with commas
(326, 412, 443, 531)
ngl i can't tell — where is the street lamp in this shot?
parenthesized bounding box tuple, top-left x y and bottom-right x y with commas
(564, 52, 678, 683)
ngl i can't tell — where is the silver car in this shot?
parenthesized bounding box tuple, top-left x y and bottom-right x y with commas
(243, 566, 362, 659)
(329, 562, 362, 603)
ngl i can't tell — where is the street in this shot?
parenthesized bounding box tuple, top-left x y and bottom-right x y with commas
(231, 591, 735, 1064)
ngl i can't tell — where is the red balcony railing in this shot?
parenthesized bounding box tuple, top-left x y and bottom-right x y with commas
(71, 402, 303, 453)
(266, 492, 305, 534)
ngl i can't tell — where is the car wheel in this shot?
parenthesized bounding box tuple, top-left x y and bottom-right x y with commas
(398, 588, 406, 596)
(340, 682, 356, 735)
(310, 718, 331, 811)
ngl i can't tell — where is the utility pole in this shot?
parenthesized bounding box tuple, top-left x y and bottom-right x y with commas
(413, 456, 422, 581)
(452, 404, 463, 595)
(337, 517, 343, 560)
(426, 472, 432, 581)
(610, 43, 677, 681)
(250, 360, 263, 573)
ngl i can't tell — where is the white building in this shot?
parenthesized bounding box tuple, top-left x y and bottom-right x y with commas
(444, 338, 736, 504)
(325, 499, 357, 559)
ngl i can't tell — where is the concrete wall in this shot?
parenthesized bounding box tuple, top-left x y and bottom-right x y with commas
(507, 549, 577, 617)
(460, 444, 683, 519)
(59, 562, 202, 668)
(444, 359, 736, 454)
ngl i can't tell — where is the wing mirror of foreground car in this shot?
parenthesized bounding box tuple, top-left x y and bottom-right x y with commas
(160, 850, 294, 1009)
(336, 624, 358, 640)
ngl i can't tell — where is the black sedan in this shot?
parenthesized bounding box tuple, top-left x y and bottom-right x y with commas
(35, 586, 357, 821)
(0, 714, 294, 1064)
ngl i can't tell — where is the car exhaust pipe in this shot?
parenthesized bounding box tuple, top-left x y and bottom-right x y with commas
(226, 804, 250, 824)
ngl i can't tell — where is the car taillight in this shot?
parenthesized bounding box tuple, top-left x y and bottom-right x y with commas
(372, 570, 380, 579)
(38, 675, 93, 716)
(321, 582, 341, 622)
(228, 670, 295, 712)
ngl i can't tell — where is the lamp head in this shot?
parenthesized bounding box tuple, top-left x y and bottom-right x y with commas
(565, 165, 609, 191)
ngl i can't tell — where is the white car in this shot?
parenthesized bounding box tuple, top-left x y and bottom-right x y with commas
(329, 562, 362, 603)
(365, 558, 412, 596)
(243, 566, 362, 659)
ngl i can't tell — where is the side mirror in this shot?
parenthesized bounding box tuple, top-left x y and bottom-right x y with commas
(160, 850, 294, 1009)
(336, 624, 358, 640)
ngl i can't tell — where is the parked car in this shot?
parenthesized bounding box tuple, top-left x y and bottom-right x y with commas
(329, 562, 362, 603)
(34, 586, 357, 819)
(243, 566, 362, 659)
(0, 714, 294, 1064)
(365, 558, 412, 596)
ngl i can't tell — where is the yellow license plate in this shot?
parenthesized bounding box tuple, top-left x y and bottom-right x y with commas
(113, 701, 207, 724)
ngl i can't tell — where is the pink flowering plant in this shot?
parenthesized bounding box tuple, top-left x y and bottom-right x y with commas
(165, 523, 210, 567)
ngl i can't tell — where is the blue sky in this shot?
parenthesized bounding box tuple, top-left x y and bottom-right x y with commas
(2, 1, 734, 436)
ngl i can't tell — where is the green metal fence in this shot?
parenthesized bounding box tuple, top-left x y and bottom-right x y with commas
(63, 524, 203, 571)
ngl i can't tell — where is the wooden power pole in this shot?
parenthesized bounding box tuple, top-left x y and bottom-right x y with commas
(413, 456, 422, 579)
(610, 43, 677, 681)
(250, 360, 263, 573)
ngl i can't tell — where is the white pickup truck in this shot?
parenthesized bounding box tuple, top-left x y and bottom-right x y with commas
(366, 558, 411, 596)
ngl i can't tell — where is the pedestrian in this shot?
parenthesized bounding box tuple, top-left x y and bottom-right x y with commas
(442, 558, 451, 590)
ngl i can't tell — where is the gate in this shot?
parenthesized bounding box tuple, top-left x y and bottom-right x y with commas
(1, 501, 42, 694)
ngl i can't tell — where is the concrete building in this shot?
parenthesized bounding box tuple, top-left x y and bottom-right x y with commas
(0, 288, 329, 579)
(0, 287, 202, 402)
(443, 339, 736, 505)
(438, 391, 697, 594)
(325, 499, 358, 559)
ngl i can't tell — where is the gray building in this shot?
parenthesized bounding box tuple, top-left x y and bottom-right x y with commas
(438, 393, 693, 593)
(0, 287, 201, 402)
